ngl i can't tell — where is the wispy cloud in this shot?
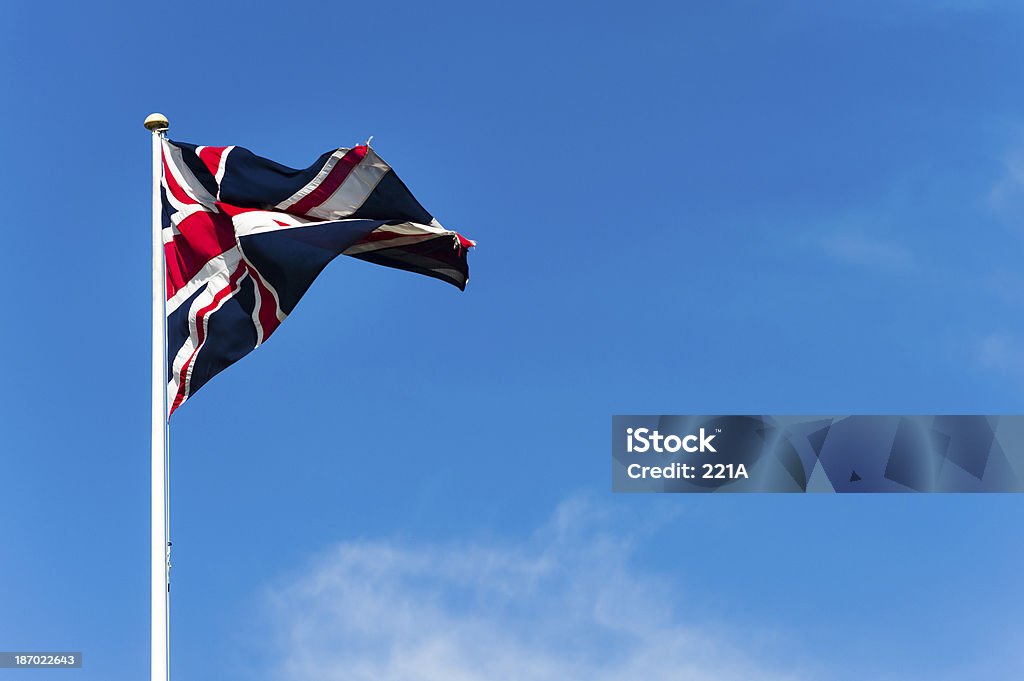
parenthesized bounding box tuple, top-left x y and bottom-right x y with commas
(988, 149, 1024, 223)
(977, 332, 1024, 374)
(257, 497, 804, 681)
(899, 0, 1024, 12)
(983, 269, 1024, 306)
(815, 229, 915, 270)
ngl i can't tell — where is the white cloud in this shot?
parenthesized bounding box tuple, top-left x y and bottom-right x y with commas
(989, 149, 1024, 223)
(257, 497, 804, 681)
(984, 270, 1024, 306)
(894, 0, 1023, 12)
(977, 332, 1024, 374)
(816, 229, 914, 269)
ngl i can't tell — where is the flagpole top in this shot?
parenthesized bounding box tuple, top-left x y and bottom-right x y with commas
(144, 113, 169, 132)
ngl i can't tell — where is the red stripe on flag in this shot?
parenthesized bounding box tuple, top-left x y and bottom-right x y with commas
(215, 202, 261, 218)
(197, 146, 228, 180)
(245, 265, 282, 340)
(355, 228, 476, 249)
(286, 146, 367, 216)
(164, 210, 237, 299)
(170, 266, 248, 414)
(162, 155, 198, 205)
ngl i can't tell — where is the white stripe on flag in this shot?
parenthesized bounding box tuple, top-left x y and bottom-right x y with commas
(162, 141, 218, 208)
(167, 266, 249, 409)
(275, 149, 350, 211)
(166, 248, 242, 314)
(342, 221, 463, 255)
(214, 146, 234, 197)
(300, 147, 391, 221)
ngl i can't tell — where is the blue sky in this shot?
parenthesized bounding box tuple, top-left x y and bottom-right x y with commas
(2, 1, 1023, 679)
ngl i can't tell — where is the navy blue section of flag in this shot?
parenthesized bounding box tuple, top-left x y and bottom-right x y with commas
(237, 219, 389, 315)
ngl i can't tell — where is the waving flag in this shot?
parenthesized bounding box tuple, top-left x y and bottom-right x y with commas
(160, 139, 473, 415)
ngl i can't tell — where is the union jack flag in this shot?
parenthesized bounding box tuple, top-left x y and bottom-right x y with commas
(161, 139, 473, 415)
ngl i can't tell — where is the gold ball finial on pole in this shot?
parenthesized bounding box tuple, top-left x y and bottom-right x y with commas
(144, 113, 169, 132)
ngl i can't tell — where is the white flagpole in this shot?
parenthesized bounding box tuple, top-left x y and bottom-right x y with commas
(144, 112, 170, 681)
